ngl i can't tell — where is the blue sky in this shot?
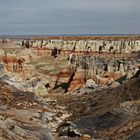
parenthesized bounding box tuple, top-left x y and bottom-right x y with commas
(0, 0, 140, 35)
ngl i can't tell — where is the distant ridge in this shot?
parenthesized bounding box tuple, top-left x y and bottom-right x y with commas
(1, 34, 140, 41)
(0, 34, 140, 38)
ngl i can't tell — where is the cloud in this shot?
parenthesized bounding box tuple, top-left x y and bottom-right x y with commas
(0, 0, 140, 35)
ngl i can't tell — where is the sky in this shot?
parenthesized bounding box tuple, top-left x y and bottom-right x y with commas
(0, 0, 140, 35)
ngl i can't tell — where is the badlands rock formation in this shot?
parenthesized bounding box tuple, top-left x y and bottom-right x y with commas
(28, 39, 140, 53)
(0, 36, 139, 140)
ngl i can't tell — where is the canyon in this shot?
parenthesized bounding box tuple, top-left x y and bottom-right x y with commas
(0, 36, 140, 140)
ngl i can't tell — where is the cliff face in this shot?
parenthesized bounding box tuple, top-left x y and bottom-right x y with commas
(30, 39, 140, 54)
(0, 37, 140, 94)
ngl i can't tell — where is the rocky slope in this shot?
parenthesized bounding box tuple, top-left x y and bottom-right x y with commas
(50, 77, 140, 140)
(0, 81, 73, 140)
